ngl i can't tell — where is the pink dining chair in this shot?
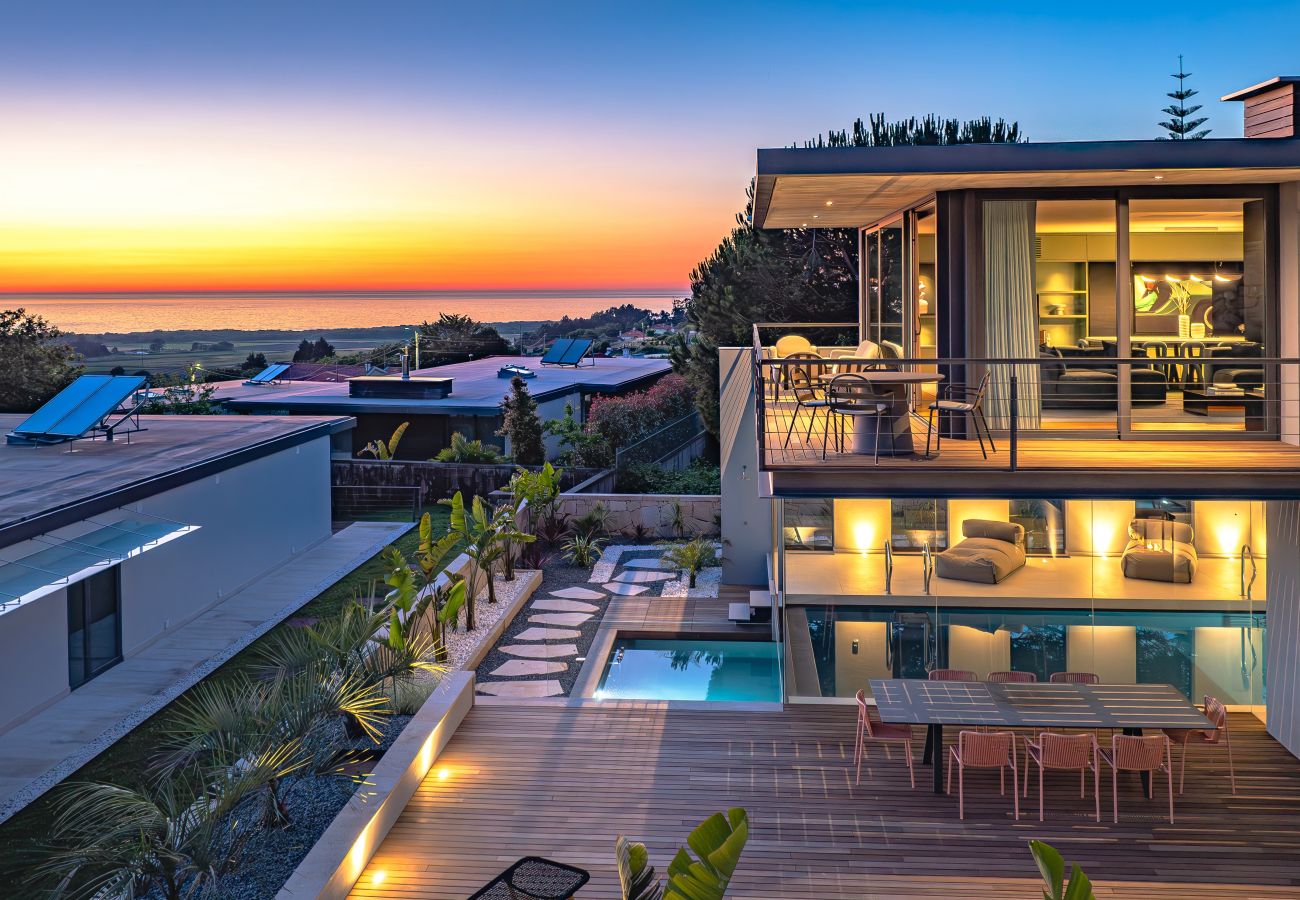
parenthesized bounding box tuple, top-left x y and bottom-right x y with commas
(1023, 732, 1100, 822)
(946, 730, 1019, 820)
(988, 671, 1037, 683)
(929, 669, 977, 682)
(1163, 695, 1235, 794)
(1098, 734, 1175, 824)
(1050, 671, 1100, 685)
(853, 690, 916, 789)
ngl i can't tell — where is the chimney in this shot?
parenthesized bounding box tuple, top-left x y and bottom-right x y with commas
(1222, 76, 1300, 138)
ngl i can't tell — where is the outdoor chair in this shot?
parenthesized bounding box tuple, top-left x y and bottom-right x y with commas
(1022, 732, 1100, 822)
(782, 365, 833, 450)
(947, 730, 1020, 820)
(1049, 671, 1100, 685)
(1163, 694, 1236, 794)
(467, 856, 591, 899)
(779, 350, 828, 402)
(929, 669, 977, 682)
(854, 689, 916, 788)
(925, 370, 995, 460)
(825, 373, 888, 462)
(1098, 733, 1175, 824)
(773, 333, 814, 359)
(988, 671, 1037, 683)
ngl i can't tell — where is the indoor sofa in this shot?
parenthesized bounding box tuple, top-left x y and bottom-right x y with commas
(1039, 349, 1168, 410)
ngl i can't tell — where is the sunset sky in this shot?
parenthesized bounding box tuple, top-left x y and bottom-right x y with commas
(2, 1, 1298, 293)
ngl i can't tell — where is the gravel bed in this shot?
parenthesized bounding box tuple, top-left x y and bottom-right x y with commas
(443, 570, 538, 670)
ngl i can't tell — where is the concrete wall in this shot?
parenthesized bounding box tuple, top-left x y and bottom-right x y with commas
(1265, 500, 1300, 758)
(0, 435, 335, 730)
(719, 347, 769, 585)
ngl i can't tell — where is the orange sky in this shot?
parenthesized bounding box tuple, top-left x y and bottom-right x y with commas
(0, 100, 737, 293)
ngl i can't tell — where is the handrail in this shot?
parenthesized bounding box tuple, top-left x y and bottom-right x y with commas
(1240, 544, 1258, 599)
(883, 541, 893, 594)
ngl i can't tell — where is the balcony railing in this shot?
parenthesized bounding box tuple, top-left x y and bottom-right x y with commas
(752, 323, 1300, 473)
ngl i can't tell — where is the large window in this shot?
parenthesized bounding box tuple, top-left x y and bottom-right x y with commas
(1009, 498, 1066, 556)
(890, 500, 947, 552)
(68, 567, 122, 689)
(783, 499, 833, 551)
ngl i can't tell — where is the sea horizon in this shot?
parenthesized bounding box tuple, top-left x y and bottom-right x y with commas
(4, 288, 685, 334)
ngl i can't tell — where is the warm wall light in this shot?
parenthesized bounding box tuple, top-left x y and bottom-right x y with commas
(373, 871, 387, 886)
(437, 767, 451, 782)
(852, 522, 876, 554)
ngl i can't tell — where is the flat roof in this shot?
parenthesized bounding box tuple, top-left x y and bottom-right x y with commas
(754, 137, 1300, 228)
(0, 414, 352, 549)
(211, 354, 673, 415)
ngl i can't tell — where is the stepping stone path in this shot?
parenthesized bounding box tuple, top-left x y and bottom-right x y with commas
(604, 582, 648, 596)
(612, 570, 674, 584)
(551, 586, 606, 600)
(623, 558, 671, 570)
(532, 598, 599, 614)
(489, 659, 566, 677)
(529, 612, 592, 627)
(477, 680, 564, 698)
(514, 626, 582, 641)
(501, 643, 579, 659)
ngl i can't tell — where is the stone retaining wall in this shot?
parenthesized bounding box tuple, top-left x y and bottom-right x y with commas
(556, 493, 721, 538)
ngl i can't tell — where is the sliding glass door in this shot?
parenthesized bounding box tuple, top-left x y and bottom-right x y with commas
(68, 567, 121, 689)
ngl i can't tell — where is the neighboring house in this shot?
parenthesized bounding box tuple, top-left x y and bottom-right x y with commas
(0, 414, 352, 733)
(720, 76, 1300, 759)
(210, 354, 672, 460)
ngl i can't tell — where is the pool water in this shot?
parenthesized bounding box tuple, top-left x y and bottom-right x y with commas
(596, 639, 783, 702)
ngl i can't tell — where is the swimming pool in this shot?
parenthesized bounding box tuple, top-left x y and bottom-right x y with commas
(595, 638, 782, 702)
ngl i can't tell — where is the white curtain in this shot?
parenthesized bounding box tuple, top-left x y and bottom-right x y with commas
(983, 200, 1041, 429)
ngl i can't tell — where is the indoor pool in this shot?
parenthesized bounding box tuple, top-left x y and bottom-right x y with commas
(595, 638, 782, 702)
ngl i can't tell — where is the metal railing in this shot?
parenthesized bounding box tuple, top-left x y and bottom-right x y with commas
(614, 411, 705, 471)
(330, 484, 423, 525)
(752, 322, 1300, 472)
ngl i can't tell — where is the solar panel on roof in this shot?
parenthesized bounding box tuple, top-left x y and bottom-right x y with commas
(540, 339, 575, 365)
(7, 375, 147, 445)
(558, 338, 593, 366)
(244, 363, 290, 384)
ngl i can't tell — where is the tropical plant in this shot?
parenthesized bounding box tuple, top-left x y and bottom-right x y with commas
(660, 537, 717, 588)
(616, 808, 749, 900)
(1029, 840, 1095, 900)
(34, 769, 256, 900)
(544, 402, 611, 468)
(511, 462, 565, 566)
(561, 534, 604, 568)
(572, 501, 613, 539)
(497, 376, 545, 465)
(616, 835, 663, 900)
(433, 431, 505, 463)
(668, 500, 686, 539)
(358, 421, 409, 460)
(624, 521, 652, 543)
(440, 491, 534, 625)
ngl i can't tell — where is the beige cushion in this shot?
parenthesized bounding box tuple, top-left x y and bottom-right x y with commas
(935, 535, 1027, 584)
(1129, 518, 1194, 545)
(1123, 518, 1198, 583)
(962, 519, 1025, 546)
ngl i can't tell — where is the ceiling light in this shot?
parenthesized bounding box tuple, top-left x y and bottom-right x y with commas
(1154, 175, 1165, 180)
(1215, 274, 1233, 282)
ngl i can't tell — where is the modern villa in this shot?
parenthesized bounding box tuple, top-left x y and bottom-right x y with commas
(720, 76, 1300, 761)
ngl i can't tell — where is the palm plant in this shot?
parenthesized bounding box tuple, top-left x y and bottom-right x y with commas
(668, 499, 686, 539)
(432, 432, 504, 463)
(34, 769, 256, 900)
(383, 541, 465, 663)
(660, 537, 717, 588)
(357, 421, 409, 460)
(1029, 840, 1095, 900)
(572, 501, 613, 539)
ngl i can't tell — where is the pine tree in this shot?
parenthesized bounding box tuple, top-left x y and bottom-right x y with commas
(497, 376, 545, 464)
(1157, 55, 1211, 140)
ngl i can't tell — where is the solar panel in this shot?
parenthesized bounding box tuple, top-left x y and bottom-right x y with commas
(540, 338, 575, 365)
(8, 375, 147, 444)
(244, 363, 290, 384)
(558, 338, 593, 366)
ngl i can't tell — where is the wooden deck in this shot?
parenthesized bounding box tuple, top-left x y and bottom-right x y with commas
(351, 704, 1300, 899)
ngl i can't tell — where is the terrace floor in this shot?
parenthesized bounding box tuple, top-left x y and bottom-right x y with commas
(350, 702, 1300, 899)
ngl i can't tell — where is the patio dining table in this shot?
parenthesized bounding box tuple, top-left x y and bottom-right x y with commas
(835, 371, 944, 457)
(868, 678, 1213, 794)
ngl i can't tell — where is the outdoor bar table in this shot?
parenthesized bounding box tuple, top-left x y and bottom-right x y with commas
(869, 678, 1213, 795)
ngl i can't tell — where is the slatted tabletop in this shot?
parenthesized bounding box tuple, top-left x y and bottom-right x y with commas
(870, 679, 1214, 730)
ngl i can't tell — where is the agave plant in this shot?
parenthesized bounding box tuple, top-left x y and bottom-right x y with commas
(615, 808, 749, 900)
(34, 768, 256, 900)
(357, 421, 408, 460)
(660, 537, 717, 588)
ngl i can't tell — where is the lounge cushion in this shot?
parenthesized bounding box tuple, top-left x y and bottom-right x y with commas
(935, 520, 1027, 584)
(1122, 518, 1198, 583)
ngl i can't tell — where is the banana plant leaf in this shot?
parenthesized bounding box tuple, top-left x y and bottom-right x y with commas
(1029, 840, 1095, 900)
(616, 836, 663, 900)
(663, 808, 748, 900)
(437, 578, 467, 625)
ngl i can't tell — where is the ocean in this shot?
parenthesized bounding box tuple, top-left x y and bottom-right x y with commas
(4, 290, 683, 335)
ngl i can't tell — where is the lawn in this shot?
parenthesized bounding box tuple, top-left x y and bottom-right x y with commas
(0, 506, 450, 876)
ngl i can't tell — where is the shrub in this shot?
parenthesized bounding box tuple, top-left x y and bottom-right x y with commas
(497, 376, 545, 465)
(561, 534, 604, 568)
(616, 459, 720, 495)
(433, 432, 505, 463)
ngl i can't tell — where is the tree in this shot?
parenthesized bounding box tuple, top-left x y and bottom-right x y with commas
(0, 308, 80, 413)
(672, 114, 1023, 438)
(242, 351, 269, 372)
(1157, 55, 1210, 140)
(417, 313, 509, 364)
(433, 432, 505, 463)
(497, 376, 545, 464)
(148, 337, 166, 352)
(312, 336, 335, 359)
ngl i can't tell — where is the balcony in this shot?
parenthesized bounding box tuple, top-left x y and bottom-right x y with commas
(751, 324, 1300, 497)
